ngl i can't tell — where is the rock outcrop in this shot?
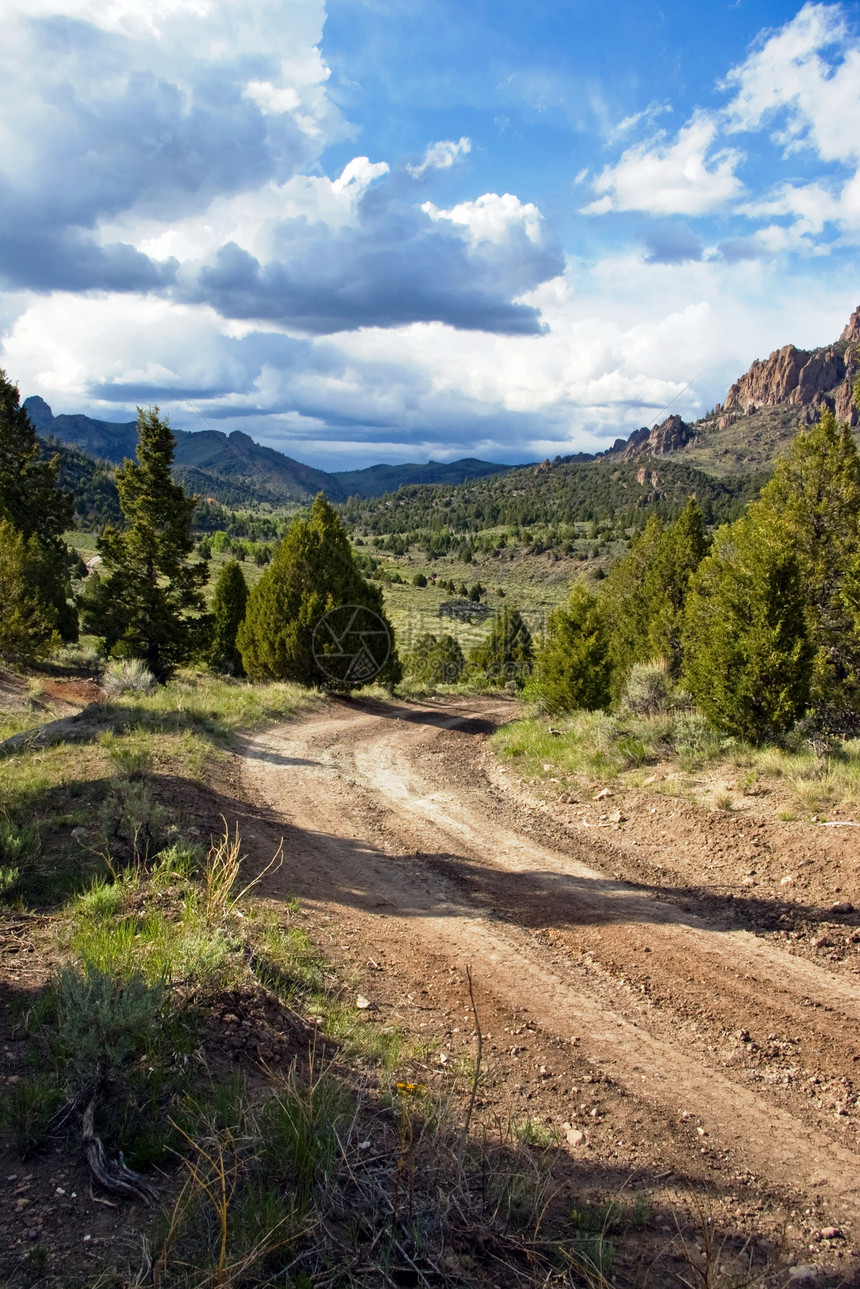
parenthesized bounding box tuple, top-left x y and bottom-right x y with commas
(840, 305, 860, 344)
(722, 310, 859, 427)
(621, 414, 694, 460)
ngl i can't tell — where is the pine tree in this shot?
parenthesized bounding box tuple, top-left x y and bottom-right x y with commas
(81, 407, 207, 681)
(209, 559, 248, 675)
(537, 583, 612, 714)
(682, 513, 814, 741)
(469, 606, 533, 688)
(0, 369, 77, 653)
(237, 493, 400, 689)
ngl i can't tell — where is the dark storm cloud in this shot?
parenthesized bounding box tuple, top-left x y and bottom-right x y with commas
(186, 186, 564, 334)
(0, 221, 177, 294)
(13, 17, 310, 227)
(0, 14, 315, 296)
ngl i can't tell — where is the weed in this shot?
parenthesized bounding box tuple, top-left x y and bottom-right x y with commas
(152, 840, 203, 885)
(203, 822, 283, 925)
(0, 1074, 64, 1156)
(511, 1117, 559, 1150)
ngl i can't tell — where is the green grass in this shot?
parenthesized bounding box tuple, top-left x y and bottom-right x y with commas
(493, 707, 860, 812)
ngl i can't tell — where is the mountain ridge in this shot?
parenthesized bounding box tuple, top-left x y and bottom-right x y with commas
(22, 396, 516, 504)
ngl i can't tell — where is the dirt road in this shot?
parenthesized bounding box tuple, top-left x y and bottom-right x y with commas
(236, 695, 860, 1273)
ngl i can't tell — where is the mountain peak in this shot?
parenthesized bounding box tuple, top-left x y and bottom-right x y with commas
(840, 305, 860, 344)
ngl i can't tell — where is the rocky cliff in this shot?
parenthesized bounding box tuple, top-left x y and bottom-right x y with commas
(719, 308, 859, 427)
(620, 413, 695, 460)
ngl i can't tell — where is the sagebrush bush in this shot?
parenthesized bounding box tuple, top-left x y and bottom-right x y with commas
(56, 961, 166, 1082)
(102, 657, 156, 696)
(620, 660, 672, 716)
(98, 776, 168, 865)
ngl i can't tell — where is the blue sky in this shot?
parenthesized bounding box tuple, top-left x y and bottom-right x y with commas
(2, 0, 859, 468)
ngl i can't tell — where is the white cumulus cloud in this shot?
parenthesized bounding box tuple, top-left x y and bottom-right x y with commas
(582, 114, 744, 217)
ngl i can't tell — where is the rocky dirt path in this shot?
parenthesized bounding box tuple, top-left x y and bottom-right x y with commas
(235, 695, 860, 1278)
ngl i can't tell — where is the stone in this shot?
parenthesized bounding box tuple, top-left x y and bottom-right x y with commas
(830, 900, 854, 914)
(356, 995, 371, 1010)
(561, 1122, 585, 1147)
(787, 1266, 820, 1282)
(593, 787, 613, 800)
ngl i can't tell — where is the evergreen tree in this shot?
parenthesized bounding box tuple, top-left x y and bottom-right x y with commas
(469, 606, 533, 688)
(750, 410, 860, 728)
(0, 369, 77, 651)
(209, 559, 248, 675)
(0, 518, 61, 659)
(238, 493, 399, 689)
(81, 407, 207, 681)
(537, 583, 612, 714)
(601, 514, 664, 690)
(405, 632, 465, 686)
(682, 513, 814, 741)
(601, 502, 709, 688)
(642, 499, 709, 674)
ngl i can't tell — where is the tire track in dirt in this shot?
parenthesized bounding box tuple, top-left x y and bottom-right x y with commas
(237, 696, 860, 1238)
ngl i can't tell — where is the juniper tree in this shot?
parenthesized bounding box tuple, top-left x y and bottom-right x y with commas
(405, 632, 465, 687)
(0, 519, 62, 659)
(537, 582, 612, 713)
(207, 556, 248, 675)
(238, 493, 400, 689)
(749, 410, 860, 729)
(209, 559, 249, 676)
(469, 606, 533, 688)
(682, 513, 814, 741)
(81, 407, 207, 681)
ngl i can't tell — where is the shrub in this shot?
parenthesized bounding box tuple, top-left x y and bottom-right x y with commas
(621, 660, 672, 716)
(102, 657, 156, 695)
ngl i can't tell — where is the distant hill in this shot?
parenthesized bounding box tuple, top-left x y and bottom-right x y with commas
(334, 458, 516, 498)
(22, 397, 513, 504)
(343, 456, 768, 542)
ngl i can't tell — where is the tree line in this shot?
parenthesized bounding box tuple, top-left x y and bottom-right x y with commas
(0, 374, 400, 690)
(537, 408, 860, 740)
(3, 362, 859, 742)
